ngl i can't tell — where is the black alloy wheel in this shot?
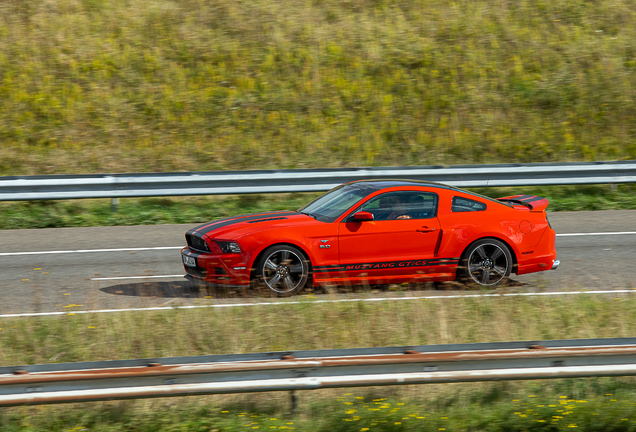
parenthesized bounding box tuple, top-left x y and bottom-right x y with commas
(256, 245, 310, 296)
(460, 238, 512, 286)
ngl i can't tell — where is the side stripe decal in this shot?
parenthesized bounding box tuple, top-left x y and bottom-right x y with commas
(314, 258, 460, 273)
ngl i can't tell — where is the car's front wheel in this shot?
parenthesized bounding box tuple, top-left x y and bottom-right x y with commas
(255, 245, 310, 296)
(459, 239, 512, 286)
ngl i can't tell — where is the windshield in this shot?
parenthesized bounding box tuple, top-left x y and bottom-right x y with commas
(298, 183, 377, 222)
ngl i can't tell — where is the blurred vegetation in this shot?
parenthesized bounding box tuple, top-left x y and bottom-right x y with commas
(0, 0, 635, 176)
(1, 185, 634, 229)
(0, 193, 311, 229)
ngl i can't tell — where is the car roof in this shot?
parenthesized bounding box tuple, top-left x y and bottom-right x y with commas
(346, 179, 512, 208)
(346, 179, 455, 191)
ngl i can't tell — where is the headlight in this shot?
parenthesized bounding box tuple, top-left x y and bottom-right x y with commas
(216, 241, 242, 254)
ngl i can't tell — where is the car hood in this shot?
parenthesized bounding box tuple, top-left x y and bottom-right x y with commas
(187, 211, 318, 240)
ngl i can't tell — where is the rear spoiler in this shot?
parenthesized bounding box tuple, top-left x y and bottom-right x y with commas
(496, 195, 549, 212)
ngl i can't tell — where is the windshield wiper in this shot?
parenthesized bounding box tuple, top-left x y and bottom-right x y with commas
(300, 211, 318, 220)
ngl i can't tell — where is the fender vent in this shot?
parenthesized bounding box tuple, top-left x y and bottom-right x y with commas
(246, 217, 288, 223)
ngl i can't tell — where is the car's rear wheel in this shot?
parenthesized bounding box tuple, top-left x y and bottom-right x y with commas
(255, 245, 310, 296)
(459, 239, 512, 286)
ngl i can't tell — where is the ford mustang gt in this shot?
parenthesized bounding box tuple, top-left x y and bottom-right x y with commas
(181, 180, 559, 295)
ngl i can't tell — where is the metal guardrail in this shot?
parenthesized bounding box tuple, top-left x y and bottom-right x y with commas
(1, 160, 635, 201)
(2, 338, 636, 406)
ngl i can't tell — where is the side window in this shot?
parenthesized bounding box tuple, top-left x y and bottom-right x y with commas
(452, 196, 487, 212)
(353, 192, 438, 221)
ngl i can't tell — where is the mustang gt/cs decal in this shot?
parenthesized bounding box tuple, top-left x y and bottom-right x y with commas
(314, 258, 460, 273)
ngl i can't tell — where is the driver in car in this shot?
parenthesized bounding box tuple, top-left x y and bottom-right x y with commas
(388, 195, 412, 220)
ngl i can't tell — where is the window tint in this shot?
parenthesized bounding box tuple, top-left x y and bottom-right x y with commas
(352, 192, 438, 221)
(452, 196, 487, 212)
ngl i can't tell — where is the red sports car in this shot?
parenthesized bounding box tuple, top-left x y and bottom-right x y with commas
(181, 180, 558, 295)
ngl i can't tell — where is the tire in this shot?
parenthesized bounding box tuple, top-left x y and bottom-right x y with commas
(459, 238, 512, 287)
(255, 245, 310, 296)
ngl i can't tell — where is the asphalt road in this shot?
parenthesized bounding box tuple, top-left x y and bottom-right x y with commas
(1, 210, 635, 314)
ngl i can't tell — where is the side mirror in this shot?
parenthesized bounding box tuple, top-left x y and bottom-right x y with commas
(352, 211, 374, 222)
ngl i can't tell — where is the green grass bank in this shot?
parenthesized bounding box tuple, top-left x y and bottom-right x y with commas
(1, 0, 635, 176)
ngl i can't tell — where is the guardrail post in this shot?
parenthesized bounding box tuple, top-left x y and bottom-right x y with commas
(290, 390, 298, 414)
(111, 198, 119, 212)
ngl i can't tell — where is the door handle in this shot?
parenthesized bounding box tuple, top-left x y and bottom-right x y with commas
(416, 227, 436, 233)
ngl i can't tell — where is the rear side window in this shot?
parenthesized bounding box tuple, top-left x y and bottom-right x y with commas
(452, 196, 487, 212)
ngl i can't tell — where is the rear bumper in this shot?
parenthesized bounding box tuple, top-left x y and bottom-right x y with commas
(516, 228, 558, 276)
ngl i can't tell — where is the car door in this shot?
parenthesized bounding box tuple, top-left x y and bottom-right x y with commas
(338, 191, 441, 280)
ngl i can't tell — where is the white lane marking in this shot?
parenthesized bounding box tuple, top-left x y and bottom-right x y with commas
(0, 247, 183, 257)
(557, 232, 636, 237)
(1, 290, 634, 319)
(91, 275, 184, 281)
(0, 231, 635, 257)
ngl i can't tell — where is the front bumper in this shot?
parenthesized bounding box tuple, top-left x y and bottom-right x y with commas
(181, 247, 251, 287)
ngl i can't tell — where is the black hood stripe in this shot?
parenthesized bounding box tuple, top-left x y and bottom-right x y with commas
(190, 211, 298, 236)
(191, 211, 293, 233)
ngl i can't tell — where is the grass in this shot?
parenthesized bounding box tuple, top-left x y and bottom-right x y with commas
(1, 294, 636, 367)
(2, 295, 636, 430)
(1, 184, 634, 230)
(1, 0, 635, 176)
(4, 391, 636, 431)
